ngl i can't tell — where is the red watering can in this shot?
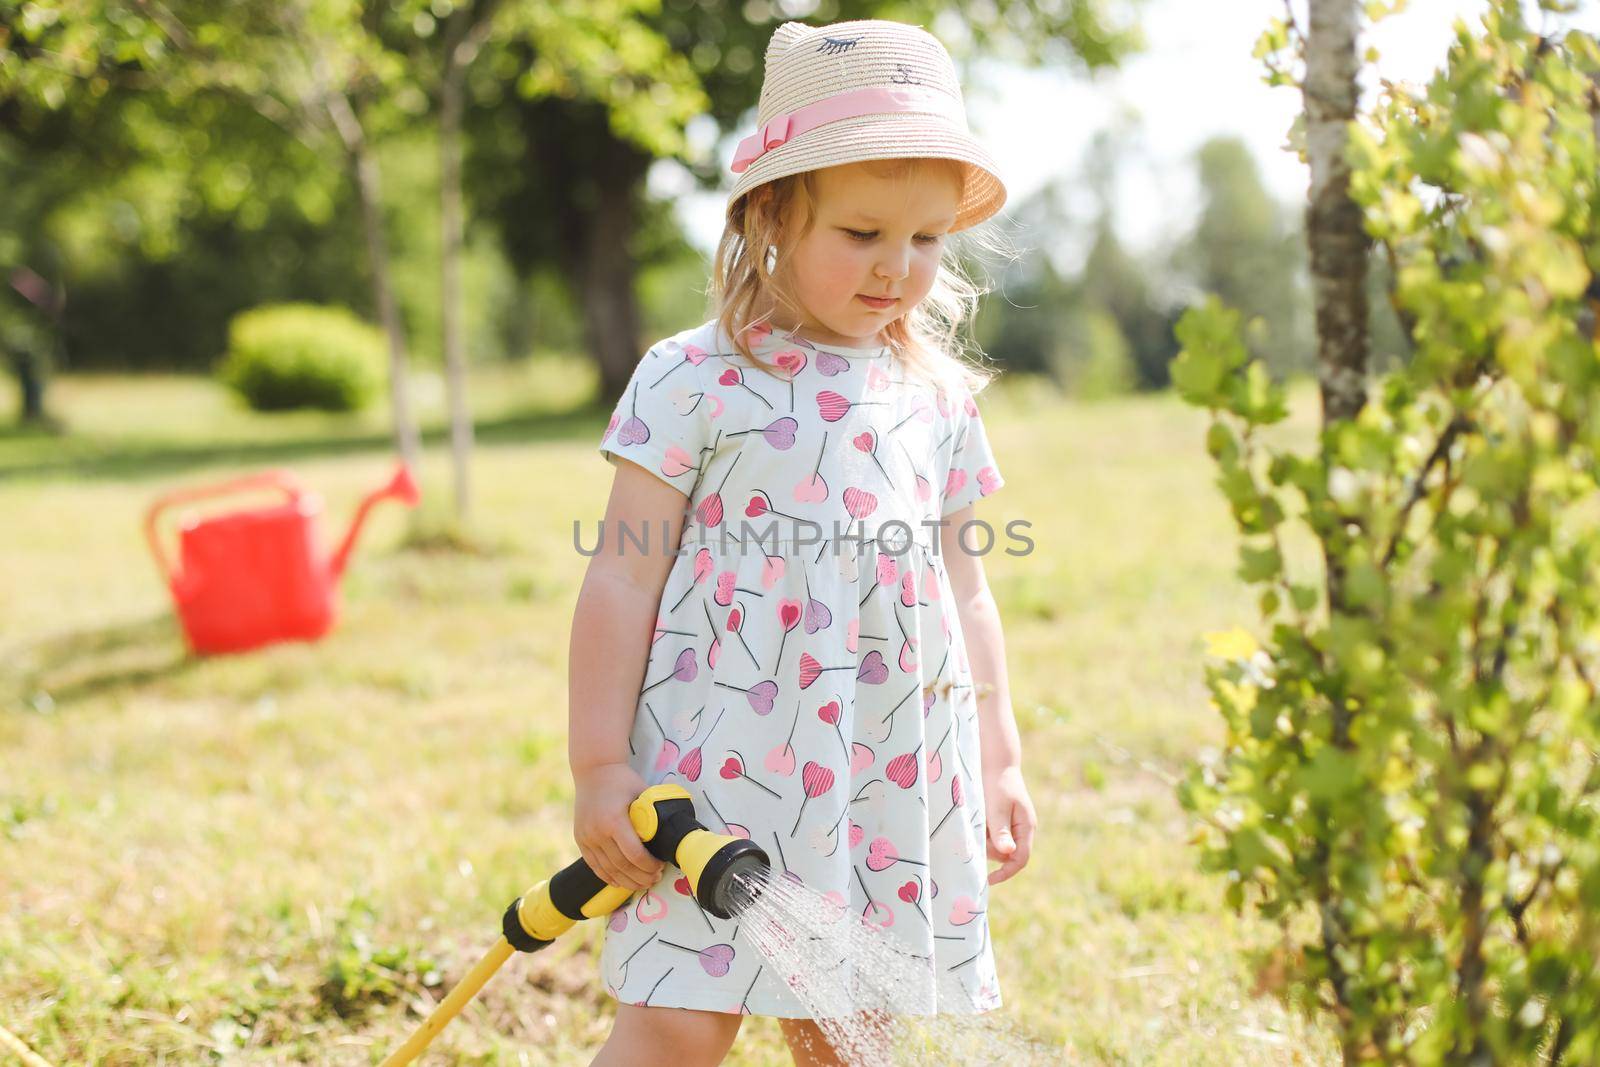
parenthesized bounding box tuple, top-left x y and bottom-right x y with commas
(144, 463, 420, 655)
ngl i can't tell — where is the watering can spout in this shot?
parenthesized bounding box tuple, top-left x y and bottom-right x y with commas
(331, 462, 420, 580)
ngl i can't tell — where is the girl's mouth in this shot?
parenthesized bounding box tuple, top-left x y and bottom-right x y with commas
(857, 294, 898, 310)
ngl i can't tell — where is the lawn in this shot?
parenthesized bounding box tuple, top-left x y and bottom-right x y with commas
(0, 361, 1340, 1064)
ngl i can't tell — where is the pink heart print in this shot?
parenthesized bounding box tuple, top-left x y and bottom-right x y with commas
(850, 742, 874, 774)
(842, 486, 878, 519)
(816, 390, 851, 422)
(793, 473, 828, 503)
(765, 742, 796, 775)
(948, 895, 982, 926)
(636, 891, 667, 923)
(886, 750, 919, 788)
(802, 761, 836, 796)
(663, 445, 695, 478)
(866, 836, 898, 871)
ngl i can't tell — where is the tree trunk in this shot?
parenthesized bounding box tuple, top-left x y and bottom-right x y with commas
(7, 264, 61, 425)
(8, 347, 49, 423)
(579, 161, 648, 403)
(440, 34, 473, 521)
(1305, 0, 1370, 430)
(1303, 7, 1373, 1064)
(353, 144, 420, 475)
(1305, 0, 1370, 626)
(323, 87, 422, 476)
(437, 1, 498, 522)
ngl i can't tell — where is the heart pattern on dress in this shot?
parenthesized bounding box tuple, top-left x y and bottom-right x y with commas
(595, 325, 1006, 1015)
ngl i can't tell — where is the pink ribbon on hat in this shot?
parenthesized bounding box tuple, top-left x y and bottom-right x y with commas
(730, 86, 959, 174)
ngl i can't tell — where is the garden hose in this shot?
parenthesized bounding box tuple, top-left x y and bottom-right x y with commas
(380, 783, 771, 1066)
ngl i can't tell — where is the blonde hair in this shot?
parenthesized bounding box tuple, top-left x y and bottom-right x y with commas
(711, 158, 1012, 399)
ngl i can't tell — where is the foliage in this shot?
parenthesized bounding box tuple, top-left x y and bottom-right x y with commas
(316, 897, 442, 1019)
(218, 303, 386, 412)
(1174, 3, 1600, 1061)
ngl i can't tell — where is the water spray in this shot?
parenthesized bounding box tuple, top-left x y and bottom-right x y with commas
(380, 783, 771, 1066)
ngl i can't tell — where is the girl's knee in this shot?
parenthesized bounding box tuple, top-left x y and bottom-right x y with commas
(613, 1004, 743, 1063)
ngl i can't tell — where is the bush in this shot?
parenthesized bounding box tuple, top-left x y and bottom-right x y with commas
(217, 303, 386, 412)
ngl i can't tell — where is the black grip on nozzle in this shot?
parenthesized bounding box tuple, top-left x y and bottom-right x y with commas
(502, 897, 554, 954)
(548, 855, 612, 919)
(640, 796, 702, 864)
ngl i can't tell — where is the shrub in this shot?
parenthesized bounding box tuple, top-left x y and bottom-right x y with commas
(217, 303, 385, 413)
(1174, 5, 1600, 1061)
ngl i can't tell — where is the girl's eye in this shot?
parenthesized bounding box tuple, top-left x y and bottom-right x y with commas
(843, 229, 944, 244)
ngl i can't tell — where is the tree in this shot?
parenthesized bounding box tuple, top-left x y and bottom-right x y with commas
(2, 0, 427, 469)
(1173, 1, 1600, 1060)
(471, 0, 1148, 401)
(1171, 136, 1311, 379)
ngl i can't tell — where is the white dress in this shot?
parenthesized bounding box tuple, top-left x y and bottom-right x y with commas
(593, 318, 1007, 1018)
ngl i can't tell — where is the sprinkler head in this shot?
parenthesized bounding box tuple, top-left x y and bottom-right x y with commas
(697, 835, 774, 920)
(632, 786, 773, 920)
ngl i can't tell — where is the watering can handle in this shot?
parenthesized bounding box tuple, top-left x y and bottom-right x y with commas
(143, 469, 305, 589)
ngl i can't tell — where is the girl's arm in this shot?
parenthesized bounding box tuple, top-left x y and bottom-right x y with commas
(566, 459, 689, 891)
(940, 504, 1035, 886)
(569, 458, 689, 773)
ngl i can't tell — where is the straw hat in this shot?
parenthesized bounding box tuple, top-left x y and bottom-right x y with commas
(726, 19, 1007, 232)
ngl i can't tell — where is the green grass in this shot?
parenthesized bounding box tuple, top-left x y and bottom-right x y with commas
(0, 364, 1339, 1064)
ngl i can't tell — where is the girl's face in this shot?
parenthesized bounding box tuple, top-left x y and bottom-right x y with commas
(774, 160, 962, 348)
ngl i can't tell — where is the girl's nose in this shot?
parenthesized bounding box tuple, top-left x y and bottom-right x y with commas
(875, 245, 911, 281)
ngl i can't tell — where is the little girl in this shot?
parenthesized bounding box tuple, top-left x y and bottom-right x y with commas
(568, 18, 1036, 1066)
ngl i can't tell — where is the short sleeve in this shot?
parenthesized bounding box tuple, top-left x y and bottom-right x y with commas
(940, 385, 1006, 517)
(597, 341, 714, 499)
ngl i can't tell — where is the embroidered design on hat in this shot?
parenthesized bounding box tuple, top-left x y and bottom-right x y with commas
(817, 35, 864, 55)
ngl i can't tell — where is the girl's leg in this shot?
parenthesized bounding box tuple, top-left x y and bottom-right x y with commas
(778, 1010, 893, 1067)
(591, 1004, 744, 1067)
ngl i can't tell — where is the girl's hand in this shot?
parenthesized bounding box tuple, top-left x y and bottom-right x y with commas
(983, 764, 1035, 886)
(572, 762, 667, 893)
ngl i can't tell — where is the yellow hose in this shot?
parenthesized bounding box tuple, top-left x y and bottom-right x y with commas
(378, 937, 515, 1067)
(0, 1022, 54, 1067)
